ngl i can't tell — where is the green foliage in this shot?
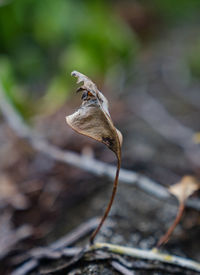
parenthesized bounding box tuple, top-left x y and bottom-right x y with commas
(2, 0, 199, 116)
(0, 57, 34, 118)
(150, 0, 200, 21)
(0, 0, 138, 115)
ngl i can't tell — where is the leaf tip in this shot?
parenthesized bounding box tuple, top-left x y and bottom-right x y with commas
(71, 70, 87, 85)
(71, 70, 78, 77)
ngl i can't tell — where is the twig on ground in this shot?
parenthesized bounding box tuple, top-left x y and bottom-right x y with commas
(12, 217, 100, 275)
(0, 213, 33, 260)
(11, 259, 38, 275)
(0, 82, 200, 210)
(92, 242, 200, 273)
(11, 248, 82, 275)
(49, 217, 100, 250)
(13, 241, 200, 274)
(10, 217, 200, 274)
(41, 247, 87, 275)
(111, 261, 135, 275)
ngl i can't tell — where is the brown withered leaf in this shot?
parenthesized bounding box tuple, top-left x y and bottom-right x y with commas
(169, 175, 199, 203)
(66, 71, 122, 244)
(66, 71, 122, 160)
(157, 175, 199, 247)
(193, 132, 200, 144)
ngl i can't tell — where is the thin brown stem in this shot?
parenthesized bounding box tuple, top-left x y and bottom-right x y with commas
(90, 156, 121, 245)
(157, 201, 185, 247)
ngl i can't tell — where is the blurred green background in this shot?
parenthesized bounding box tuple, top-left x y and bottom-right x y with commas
(0, 0, 200, 117)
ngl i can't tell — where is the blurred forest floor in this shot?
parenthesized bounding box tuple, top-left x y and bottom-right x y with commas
(1, 12, 200, 275)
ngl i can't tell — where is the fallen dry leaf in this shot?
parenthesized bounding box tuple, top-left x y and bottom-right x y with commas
(157, 175, 199, 247)
(169, 175, 199, 203)
(193, 132, 200, 144)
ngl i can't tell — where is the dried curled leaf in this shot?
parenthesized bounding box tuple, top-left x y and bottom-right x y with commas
(66, 71, 122, 160)
(169, 175, 199, 203)
(193, 132, 200, 144)
(66, 71, 122, 244)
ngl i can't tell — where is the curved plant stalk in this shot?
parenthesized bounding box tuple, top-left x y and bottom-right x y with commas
(90, 156, 121, 244)
(157, 201, 185, 247)
(157, 175, 199, 247)
(66, 71, 122, 244)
